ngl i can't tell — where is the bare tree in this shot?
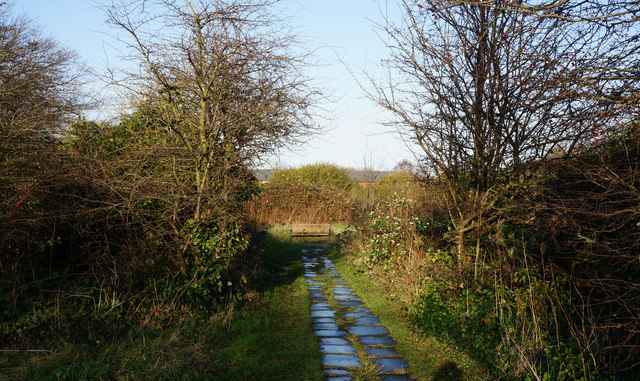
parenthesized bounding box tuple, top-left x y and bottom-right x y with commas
(0, 2, 86, 232)
(363, 1, 640, 377)
(446, 0, 640, 25)
(95, 0, 319, 276)
(364, 0, 639, 266)
(370, 0, 637, 188)
(393, 159, 414, 173)
(102, 0, 316, 223)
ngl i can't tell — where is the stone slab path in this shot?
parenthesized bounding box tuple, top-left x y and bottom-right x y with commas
(302, 245, 412, 381)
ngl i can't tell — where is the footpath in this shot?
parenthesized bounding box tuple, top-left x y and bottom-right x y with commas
(302, 244, 412, 381)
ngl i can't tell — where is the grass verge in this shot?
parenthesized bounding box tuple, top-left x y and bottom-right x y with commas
(328, 245, 488, 381)
(1, 234, 322, 381)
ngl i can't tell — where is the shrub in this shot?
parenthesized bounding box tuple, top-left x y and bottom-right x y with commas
(374, 170, 421, 198)
(270, 163, 356, 190)
(250, 181, 355, 225)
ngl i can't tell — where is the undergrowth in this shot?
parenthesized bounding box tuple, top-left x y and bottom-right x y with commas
(1, 233, 322, 380)
(339, 130, 640, 381)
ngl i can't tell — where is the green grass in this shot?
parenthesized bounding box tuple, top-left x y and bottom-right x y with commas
(328, 247, 488, 381)
(1, 234, 323, 381)
(264, 224, 354, 242)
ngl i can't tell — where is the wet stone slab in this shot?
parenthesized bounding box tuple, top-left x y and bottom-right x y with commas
(334, 294, 360, 301)
(313, 323, 339, 330)
(311, 310, 336, 318)
(326, 377, 352, 381)
(315, 329, 348, 337)
(320, 344, 358, 354)
(319, 337, 350, 346)
(355, 316, 382, 325)
(359, 336, 397, 346)
(303, 245, 411, 380)
(339, 301, 363, 307)
(314, 317, 336, 324)
(349, 325, 390, 336)
(344, 311, 374, 319)
(324, 368, 351, 376)
(364, 347, 398, 357)
(372, 358, 409, 373)
(322, 354, 362, 368)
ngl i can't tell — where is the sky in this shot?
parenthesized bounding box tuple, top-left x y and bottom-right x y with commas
(16, 0, 416, 170)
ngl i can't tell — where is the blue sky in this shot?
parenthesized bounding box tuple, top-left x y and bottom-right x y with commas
(17, 0, 415, 170)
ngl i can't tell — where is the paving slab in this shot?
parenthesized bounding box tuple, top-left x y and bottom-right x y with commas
(372, 358, 409, 373)
(324, 368, 351, 376)
(364, 347, 398, 357)
(313, 323, 339, 330)
(322, 354, 362, 368)
(334, 294, 361, 301)
(320, 344, 358, 354)
(314, 317, 336, 324)
(311, 310, 336, 318)
(360, 336, 397, 346)
(315, 329, 348, 337)
(303, 244, 411, 380)
(344, 311, 374, 318)
(349, 325, 390, 336)
(319, 337, 350, 346)
(355, 316, 382, 325)
(338, 301, 363, 307)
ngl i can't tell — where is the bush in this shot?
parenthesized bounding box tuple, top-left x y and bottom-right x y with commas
(359, 195, 422, 267)
(250, 181, 355, 225)
(341, 126, 640, 379)
(374, 170, 421, 198)
(270, 163, 356, 190)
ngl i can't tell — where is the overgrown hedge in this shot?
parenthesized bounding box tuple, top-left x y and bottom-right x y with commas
(344, 126, 640, 380)
(269, 163, 356, 190)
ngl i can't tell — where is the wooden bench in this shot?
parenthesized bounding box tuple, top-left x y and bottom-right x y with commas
(290, 223, 332, 237)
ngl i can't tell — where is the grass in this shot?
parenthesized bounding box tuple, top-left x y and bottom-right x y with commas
(1, 233, 323, 381)
(328, 245, 488, 381)
(264, 223, 354, 242)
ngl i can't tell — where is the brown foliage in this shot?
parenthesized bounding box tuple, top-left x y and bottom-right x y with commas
(531, 127, 640, 371)
(249, 181, 356, 226)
